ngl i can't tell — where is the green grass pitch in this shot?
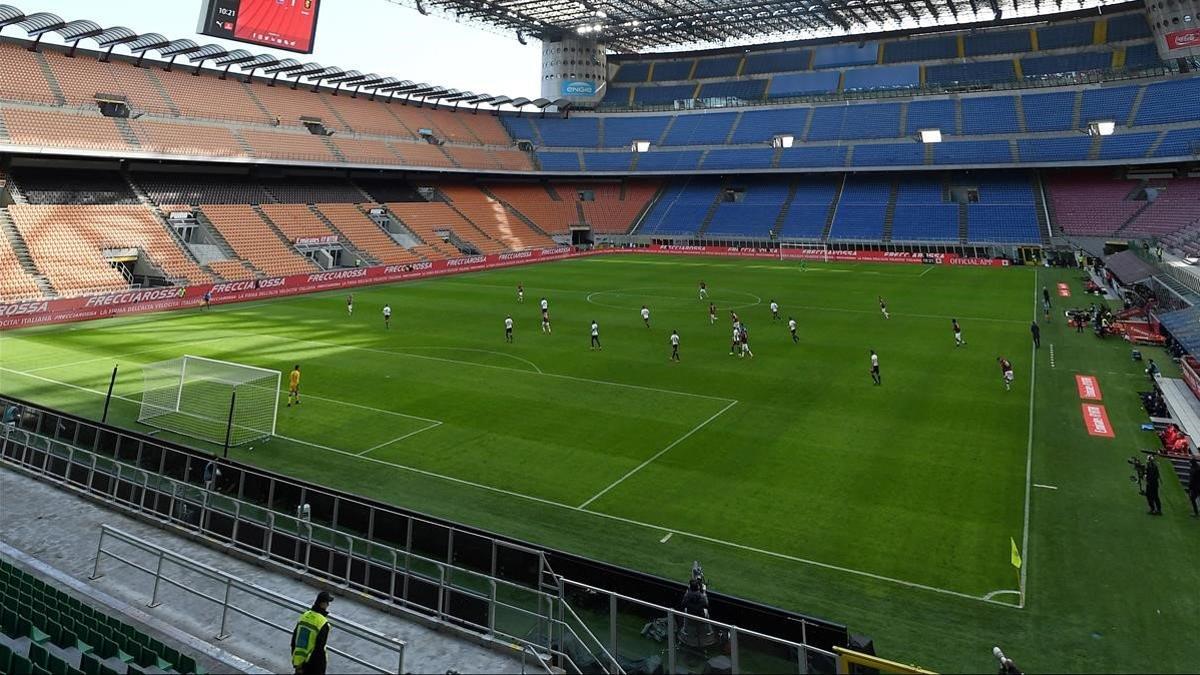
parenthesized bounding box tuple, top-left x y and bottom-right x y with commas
(1, 254, 1197, 673)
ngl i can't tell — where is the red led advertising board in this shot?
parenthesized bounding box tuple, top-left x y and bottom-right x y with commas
(198, 0, 320, 54)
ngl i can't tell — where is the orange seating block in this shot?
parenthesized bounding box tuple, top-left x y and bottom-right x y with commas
(313, 203, 423, 265)
(198, 204, 318, 278)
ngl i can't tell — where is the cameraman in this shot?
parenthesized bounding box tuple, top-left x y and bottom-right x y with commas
(1145, 454, 1162, 515)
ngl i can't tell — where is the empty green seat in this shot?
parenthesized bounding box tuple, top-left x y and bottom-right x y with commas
(10, 652, 35, 675)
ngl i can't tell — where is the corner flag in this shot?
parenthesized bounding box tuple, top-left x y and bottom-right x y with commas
(1010, 538, 1022, 569)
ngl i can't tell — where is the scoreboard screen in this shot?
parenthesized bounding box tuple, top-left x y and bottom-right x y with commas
(198, 0, 321, 54)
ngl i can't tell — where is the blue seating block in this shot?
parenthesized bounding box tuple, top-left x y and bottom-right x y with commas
(536, 117, 599, 147)
(537, 152, 580, 171)
(651, 60, 694, 81)
(1080, 85, 1138, 125)
(905, 99, 956, 135)
(894, 177, 942, 204)
(1124, 43, 1163, 70)
(965, 29, 1032, 56)
(730, 108, 809, 144)
(1021, 92, 1076, 132)
(961, 97, 1020, 135)
(1021, 52, 1111, 77)
(663, 112, 739, 145)
(636, 150, 704, 171)
(777, 145, 847, 168)
(892, 205, 959, 241)
(701, 148, 776, 170)
(603, 116, 672, 148)
(613, 62, 650, 83)
(1016, 137, 1092, 162)
(805, 106, 850, 141)
(926, 60, 1016, 85)
(706, 205, 780, 236)
(767, 71, 840, 97)
(602, 87, 633, 106)
(640, 180, 721, 234)
(852, 143, 924, 166)
(1135, 78, 1200, 125)
(743, 50, 811, 75)
(812, 43, 879, 68)
(698, 79, 767, 101)
(777, 203, 830, 238)
(1098, 131, 1159, 160)
(1107, 13, 1152, 41)
(583, 152, 633, 171)
(1036, 23, 1094, 50)
(633, 84, 696, 106)
(694, 56, 742, 79)
(842, 64, 920, 91)
(830, 204, 886, 240)
(967, 205, 1040, 243)
(501, 116, 537, 142)
(809, 102, 900, 141)
(884, 36, 958, 63)
(1154, 128, 1200, 158)
(933, 140, 1014, 164)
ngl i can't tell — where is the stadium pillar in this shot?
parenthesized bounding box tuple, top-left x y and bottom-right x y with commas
(1145, 0, 1200, 62)
(541, 36, 607, 107)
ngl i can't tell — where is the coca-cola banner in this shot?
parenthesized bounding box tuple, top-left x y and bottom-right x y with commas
(1165, 27, 1200, 50)
(0, 245, 1009, 330)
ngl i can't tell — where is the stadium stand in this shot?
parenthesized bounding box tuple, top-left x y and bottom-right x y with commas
(256, 178, 366, 204)
(575, 181, 661, 233)
(0, 234, 42, 300)
(129, 119, 248, 159)
(439, 185, 558, 249)
(829, 176, 889, 241)
(706, 179, 791, 237)
(385, 201, 506, 255)
(259, 203, 340, 243)
(776, 176, 839, 239)
(313, 203, 427, 264)
(483, 183, 581, 234)
(965, 174, 1042, 243)
(11, 168, 138, 205)
(134, 173, 275, 206)
(0, 558, 204, 675)
(196, 204, 319, 277)
(892, 175, 959, 242)
(638, 178, 724, 235)
(1048, 171, 1147, 236)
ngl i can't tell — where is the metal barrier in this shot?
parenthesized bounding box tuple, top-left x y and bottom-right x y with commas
(88, 525, 407, 674)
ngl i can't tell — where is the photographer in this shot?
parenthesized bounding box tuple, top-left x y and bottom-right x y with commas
(1145, 454, 1162, 516)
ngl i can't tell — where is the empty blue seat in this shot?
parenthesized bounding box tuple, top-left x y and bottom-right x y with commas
(1154, 128, 1200, 158)
(1080, 85, 1139, 125)
(884, 36, 957, 63)
(851, 142, 924, 167)
(812, 43, 879, 68)
(730, 108, 809, 144)
(767, 71, 840, 97)
(926, 60, 1016, 85)
(1016, 137, 1092, 162)
(806, 106, 851, 141)
(743, 50, 811, 75)
(1021, 92, 1076, 132)
(1124, 43, 1163, 70)
(1037, 22, 1094, 50)
(830, 204, 886, 240)
(601, 87, 633, 107)
(905, 99, 956, 135)
(536, 152, 581, 171)
(698, 79, 767, 101)
(1098, 131, 1160, 160)
(1107, 13, 1152, 41)
(501, 116, 538, 142)
(639, 179, 722, 234)
(613, 62, 650, 83)
(651, 60, 694, 81)
(694, 56, 742, 79)
(777, 145, 847, 168)
(536, 117, 599, 147)
(604, 116, 671, 148)
(842, 64, 920, 91)
(1135, 78, 1200, 125)
(962, 96, 1020, 135)
(583, 152, 633, 171)
(708, 181, 792, 236)
(701, 148, 776, 170)
(892, 203, 959, 241)
(933, 140, 1013, 164)
(967, 204, 1041, 242)
(808, 103, 900, 141)
(636, 150, 703, 171)
(632, 84, 696, 106)
(663, 112, 739, 145)
(965, 29, 1032, 56)
(1021, 52, 1111, 77)
(777, 203, 831, 238)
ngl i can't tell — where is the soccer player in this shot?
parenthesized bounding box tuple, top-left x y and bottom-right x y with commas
(346, 294, 353, 315)
(1042, 297, 1051, 322)
(869, 350, 881, 385)
(641, 305, 651, 328)
(590, 320, 601, 350)
(202, 290, 212, 310)
(730, 310, 739, 327)
(540, 297, 549, 314)
(770, 300, 780, 320)
(739, 324, 753, 358)
(517, 284, 524, 303)
(730, 325, 740, 356)
(788, 316, 799, 343)
(541, 311, 552, 334)
(669, 330, 680, 362)
(998, 356, 1014, 391)
(709, 303, 717, 325)
(504, 315, 514, 343)
(953, 318, 965, 347)
(878, 296, 890, 320)
(382, 304, 392, 329)
(699, 280, 708, 300)
(286, 365, 301, 407)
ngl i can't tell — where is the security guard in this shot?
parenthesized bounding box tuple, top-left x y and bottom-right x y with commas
(291, 591, 333, 674)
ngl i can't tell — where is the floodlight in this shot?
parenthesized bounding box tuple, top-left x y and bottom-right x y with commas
(918, 128, 942, 144)
(772, 134, 794, 149)
(1086, 120, 1116, 136)
(632, 140, 651, 153)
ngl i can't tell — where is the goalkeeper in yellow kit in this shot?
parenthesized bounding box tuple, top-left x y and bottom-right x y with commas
(287, 365, 301, 407)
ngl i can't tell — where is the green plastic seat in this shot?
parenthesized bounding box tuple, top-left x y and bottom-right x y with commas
(10, 652, 34, 675)
(0, 641, 12, 673)
(46, 653, 70, 675)
(29, 642, 50, 669)
(79, 652, 102, 675)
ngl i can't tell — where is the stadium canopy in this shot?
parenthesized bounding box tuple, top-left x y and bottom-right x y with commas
(0, 3, 529, 109)
(385, 0, 1134, 52)
(1104, 250, 1158, 285)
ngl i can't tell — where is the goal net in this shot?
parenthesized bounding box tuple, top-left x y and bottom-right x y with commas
(138, 356, 280, 446)
(780, 241, 829, 262)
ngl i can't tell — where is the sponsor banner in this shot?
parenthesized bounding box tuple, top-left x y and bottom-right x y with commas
(1057, 282, 1071, 297)
(295, 235, 338, 246)
(1081, 403, 1115, 438)
(561, 80, 597, 97)
(1165, 27, 1200, 50)
(1181, 356, 1200, 401)
(1075, 374, 1103, 401)
(0, 245, 1011, 330)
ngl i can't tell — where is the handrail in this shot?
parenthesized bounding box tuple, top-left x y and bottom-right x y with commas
(89, 524, 407, 674)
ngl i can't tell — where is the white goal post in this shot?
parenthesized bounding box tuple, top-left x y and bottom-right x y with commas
(779, 241, 829, 263)
(137, 355, 281, 446)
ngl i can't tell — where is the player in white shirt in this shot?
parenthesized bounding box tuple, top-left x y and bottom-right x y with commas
(788, 317, 799, 343)
(346, 294, 353, 316)
(770, 300, 780, 320)
(540, 297, 551, 334)
(590, 320, 601, 350)
(540, 297, 549, 313)
(669, 330, 680, 362)
(869, 349, 881, 385)
(504, 315, 514, 343)
(382, 304, 392, 330)
(517, 285, 524, 303)
(640, 305, 651, 328)
(699, 280, 708, 300)
(730, 325, 741, 356)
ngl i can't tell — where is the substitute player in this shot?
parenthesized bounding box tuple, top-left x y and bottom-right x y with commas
(998, 356, 1014, 391)
(699, 280, 708, 300)
(202, 290, 212, 310)
(878, 296, 890, 320)
(382, 304, 392, 330)
(953, 318, 965, 347)
(869, 350, 881, 385)
(788, 316, 799, 343)
(709, 303, 718, 325)
(641, 305, 651, 328)
(590, 320, 601, 350)
(286, 365, 301, 407)
(504, 315, 514, 343)
(346, 294, 353, 315)
(517, 284, 524, 303)
(770, 300, 780, 320)
(669, 330, 680, 362)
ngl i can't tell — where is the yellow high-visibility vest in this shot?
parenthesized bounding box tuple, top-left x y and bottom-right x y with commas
(291, 610, 328, 668)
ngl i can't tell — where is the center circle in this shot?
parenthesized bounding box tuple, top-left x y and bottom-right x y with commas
(585, 287, 762, 312)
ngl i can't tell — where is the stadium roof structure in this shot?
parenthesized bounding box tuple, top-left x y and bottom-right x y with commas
(0, 3, 562, 111)
(385, 0, 1135, 52)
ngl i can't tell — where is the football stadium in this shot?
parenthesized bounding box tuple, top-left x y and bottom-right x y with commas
(0, 0, 1198, 672)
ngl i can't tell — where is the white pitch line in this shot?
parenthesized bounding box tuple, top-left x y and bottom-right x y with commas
(356, 421, 444, 456)
(1019, 269, 1038, 609)
(401, 347, 543, 374)
(983, 589, 1022, 601)
(788, 303, 1028, 325)
(21, 337, 230, 374)
(578, 400, 738, 509)
(659, 532, 673, 544)
(0, 365, 1018, 607)
(919, 265, 936, 277)
(1033, 484, 1058, 490)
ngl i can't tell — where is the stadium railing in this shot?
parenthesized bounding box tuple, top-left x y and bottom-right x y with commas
(0, 397, 850, 674)
(89, 524, 407, 674)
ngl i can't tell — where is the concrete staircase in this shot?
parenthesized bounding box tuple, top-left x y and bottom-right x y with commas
(112, 117, 142, 148)
(881, 180, 899, 243)
(821, 177, 845, 241)
(0, 207, 55, 296)
(770, 179, 800, 238)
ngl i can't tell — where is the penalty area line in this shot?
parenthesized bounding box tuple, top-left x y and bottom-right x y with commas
(355, 421, 444, 456)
